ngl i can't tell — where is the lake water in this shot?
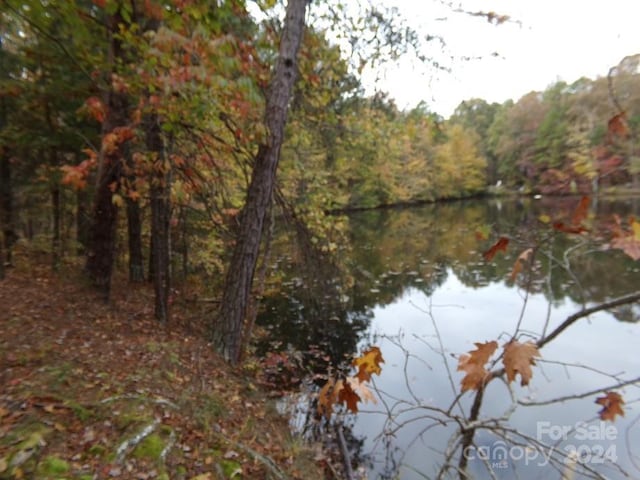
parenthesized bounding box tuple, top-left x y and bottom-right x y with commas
(258, 196, 640, 479)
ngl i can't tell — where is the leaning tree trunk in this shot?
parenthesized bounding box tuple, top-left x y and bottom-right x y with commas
(84, 10, 129, 300)
(214, 0, 308, 363)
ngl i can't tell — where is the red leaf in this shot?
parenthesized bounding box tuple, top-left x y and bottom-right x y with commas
(483, 237, 509, 261)
(571, 196, 590, 225)
(552, 222, 588, 234)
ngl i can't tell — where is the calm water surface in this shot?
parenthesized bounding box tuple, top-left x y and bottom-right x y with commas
(258, 197, 640, 479)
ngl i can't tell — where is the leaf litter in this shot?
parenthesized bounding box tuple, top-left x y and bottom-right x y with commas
(0, 263, 326, 479)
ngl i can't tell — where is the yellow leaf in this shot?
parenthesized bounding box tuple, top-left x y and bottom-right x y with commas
(352, 346, 384, 383)
(111, 193, 124, 207)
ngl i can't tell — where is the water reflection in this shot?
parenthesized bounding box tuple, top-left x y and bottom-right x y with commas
(257, 197, 640, 479)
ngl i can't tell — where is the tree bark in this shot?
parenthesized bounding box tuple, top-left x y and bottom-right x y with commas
(146, 114, 171, 324)
(0, 148, 17, 268)
(214, 0, 308, 363)
(76, 187, 91, 254)
(126, 195, 145, 282)
(125, 144, 144, 283)
(84, 10, 129, 300)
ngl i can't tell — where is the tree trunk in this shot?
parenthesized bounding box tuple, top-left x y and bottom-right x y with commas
(49, 147, 61, 271)
(84, 10, 129, 300)
(214, 0, 308, 363)
(125, 145, 144, 283)
(76, 187, 91, 255)
(146, 114, 171, 324)
(51, 183, 61, 271)
(0, 148, 16, 268)
(126, 195, 145, 282)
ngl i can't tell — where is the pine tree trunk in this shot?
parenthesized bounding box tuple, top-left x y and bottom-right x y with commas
(146, 114, 171, 324)
(214, 0, 308, 363)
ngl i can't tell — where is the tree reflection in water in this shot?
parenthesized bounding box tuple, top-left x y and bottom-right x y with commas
(257, 197, 640, 479)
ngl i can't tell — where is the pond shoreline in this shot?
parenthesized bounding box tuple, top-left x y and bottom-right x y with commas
(325, 186, 640, 215)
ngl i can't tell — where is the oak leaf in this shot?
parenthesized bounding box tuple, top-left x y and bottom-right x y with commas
(353, 346, 384, 383)
(502, 340, 541, 386)
(457, 341, 498, 392)
(483, 237, 509, 261)
(553, 196, 590, 234)
(571, 196, 591, 225)
(338, 379, 361, 413)
(317, 378, 340, 418)
(595, 391, 625, 421)
(509, 248, 534, 281)
(611, 217, 640, 261)
(346, 377, 377, 405)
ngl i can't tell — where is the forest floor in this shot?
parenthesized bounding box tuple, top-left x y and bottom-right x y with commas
(0, 251, 328, 480)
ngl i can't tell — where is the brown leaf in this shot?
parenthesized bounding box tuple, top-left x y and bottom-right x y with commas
(483, 237, 509, 261)
(509, 248, 534, 281)
(317, 378, 341, 418)
(502, 340, 541, 386)
(595, 391, 625, 421)
(353, 346, 384, 383)
(611, 217, 640, 260)
(457, 341, 498, 392)
(338, 379, 361, 413)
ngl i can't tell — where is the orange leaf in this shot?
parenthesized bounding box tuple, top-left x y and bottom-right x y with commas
(352, 346, 384, 383)
(595, 391, 625, 422)
(571, 196, 590, 225)
(85, 96, 105, 122)
(509, 248, 534, 281)
(607, 112, 629, 140)
(502, 340, 541, 386)
(483, 237, 509, 261)
(552, 222, 588, 234)
(317, 378, 341, 418)
(553, 197, 591, 234)
(457, 341, 498, 392)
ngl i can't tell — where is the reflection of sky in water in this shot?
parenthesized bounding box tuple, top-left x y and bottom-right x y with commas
(356, 271, 640, 479)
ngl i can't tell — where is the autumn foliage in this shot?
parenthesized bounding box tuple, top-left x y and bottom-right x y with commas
(317, 347, 383, 418)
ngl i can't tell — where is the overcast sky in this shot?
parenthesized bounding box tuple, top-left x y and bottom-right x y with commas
(364, 0, 640, 117)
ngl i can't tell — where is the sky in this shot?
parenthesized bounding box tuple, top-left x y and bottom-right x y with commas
(363, 0, 640, 117)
